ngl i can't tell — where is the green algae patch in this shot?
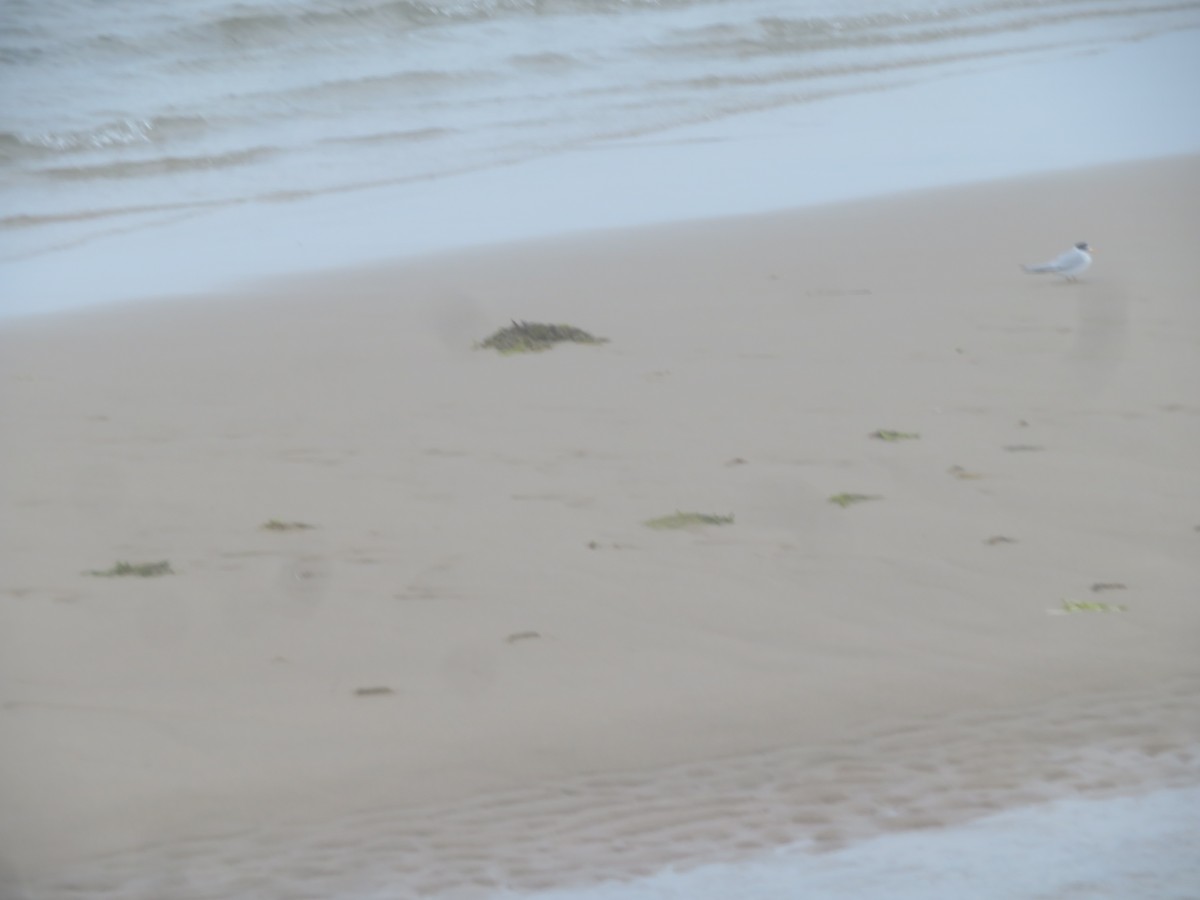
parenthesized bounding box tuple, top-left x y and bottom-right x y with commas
(478, 321, 609, 354)
(870, 430, 920, 442)
(644, 511, 735, 530)
(828, 493, 880, 508)
(262, 519, 316, 532)
(1051, 599, 1127, 615)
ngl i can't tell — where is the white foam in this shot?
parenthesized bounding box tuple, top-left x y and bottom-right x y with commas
(520, 786, 1200, 900)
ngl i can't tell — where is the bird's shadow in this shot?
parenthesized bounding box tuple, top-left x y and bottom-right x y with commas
(1068, 279, 1130, 389)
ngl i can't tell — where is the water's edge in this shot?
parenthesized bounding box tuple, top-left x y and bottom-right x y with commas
(3, 24, 1199, 318)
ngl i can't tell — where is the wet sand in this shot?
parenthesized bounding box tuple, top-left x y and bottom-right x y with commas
(1, 154, 1198, 898)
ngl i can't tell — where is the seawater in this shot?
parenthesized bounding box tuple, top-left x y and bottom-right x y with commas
(520, 787, 1200, 900)
(2, 0, 1199, 314)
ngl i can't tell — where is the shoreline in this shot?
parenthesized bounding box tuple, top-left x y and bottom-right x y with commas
(2, 154, 1199, 897)
(4, 23, 1200, 319)
(534, 784, 1200, 899)
(6, 149, 1198, 327)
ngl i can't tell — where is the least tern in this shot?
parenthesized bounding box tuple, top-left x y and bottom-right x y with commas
(1022, 242, 1093, 281)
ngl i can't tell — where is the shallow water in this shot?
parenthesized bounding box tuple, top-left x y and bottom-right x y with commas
(2, 0, 1199, 314)
(525, 786, 1200, 900)
(6, 0, 1193, 217)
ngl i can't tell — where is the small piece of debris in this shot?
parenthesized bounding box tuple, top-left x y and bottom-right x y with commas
(948, 466, 984, 480)
(828, 493, 880, 508)
(870, 430, 920, 442)
(1090, 582, 1127, 593)
(506, 631, 541, 644)
(262, 520, 316, 532)
(354, 686, 395, 697)
(726, 457, 749, 466)
(985, 535, 1018, 545)
(1050, 600, 1127, 615)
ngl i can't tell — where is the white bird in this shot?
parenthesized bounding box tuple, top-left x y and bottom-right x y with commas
(1022, 242, 1093, 281)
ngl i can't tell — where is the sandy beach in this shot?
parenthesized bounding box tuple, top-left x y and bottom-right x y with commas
(2, 154, 1199, 898)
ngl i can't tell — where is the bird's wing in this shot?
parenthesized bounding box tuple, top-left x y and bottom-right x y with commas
(1027, 248, 1078, 272)
(1044, 248, 1078, 270)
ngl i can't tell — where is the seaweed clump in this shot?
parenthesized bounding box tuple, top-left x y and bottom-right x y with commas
(478, 320, 608, 354)
(828, 493, 880, 508)
(88, 560, 173, 578)
(1057, 599, 1126, 614)
(870, 429, 920, 442)
(644, 511, 735, 530)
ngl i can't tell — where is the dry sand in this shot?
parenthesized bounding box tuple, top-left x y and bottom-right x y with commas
(2, 155, 1198, 898)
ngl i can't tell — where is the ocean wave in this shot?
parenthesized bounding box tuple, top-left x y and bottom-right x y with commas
(320, 126, 457, 147)
(0, 115, 212, 160)
(509, 50, 581, 69)
(649, 0, 1200, 58)
(296, 67, 491, 102)
(139, 0, 742, 52)
(0, 41, 47, 65)
(173, 0, 508, 48)
(4, 0, 1193, 72)
(0, 198, 232, 231)
(31, 147, 280, 182)
(0, 0, 716, 73)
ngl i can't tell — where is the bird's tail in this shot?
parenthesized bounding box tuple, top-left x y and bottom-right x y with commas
(1022, 264, 1048, 274)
